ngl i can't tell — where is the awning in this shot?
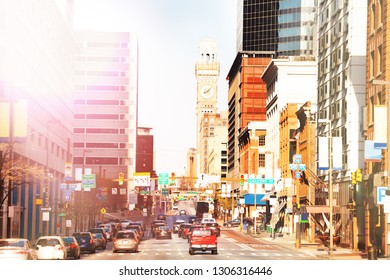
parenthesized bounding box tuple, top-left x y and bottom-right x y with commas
(303, 205, 340, 214)
(238, 194, 266, 206)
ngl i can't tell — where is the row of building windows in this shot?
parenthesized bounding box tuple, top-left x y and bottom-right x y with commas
(74, 114, 133, 120)
(74, 99, 126, 106)
(74, 128, 125, 134)
(73, 142, 131, 149)
(74, 70, 128, 77)
(75, 56, 129, 63)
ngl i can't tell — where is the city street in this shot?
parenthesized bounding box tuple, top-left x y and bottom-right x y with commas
(79, 227, 318, 260)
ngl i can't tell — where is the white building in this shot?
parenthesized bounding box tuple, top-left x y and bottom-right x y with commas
(261, 57, 318, 180)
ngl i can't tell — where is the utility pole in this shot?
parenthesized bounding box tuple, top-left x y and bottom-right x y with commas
(6, 86, 14, 238)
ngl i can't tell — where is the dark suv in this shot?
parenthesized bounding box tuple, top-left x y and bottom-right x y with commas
(72, 232, 96, 253)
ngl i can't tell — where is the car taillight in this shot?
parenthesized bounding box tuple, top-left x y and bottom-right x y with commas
(16, 251, 28, 254)
(90, 239, 93, 244)
(58, 246, 63, 251)
(69, 244, 76, 249)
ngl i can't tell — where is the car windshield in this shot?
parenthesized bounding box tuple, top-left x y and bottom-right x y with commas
(62, 237, 75, 243)
(192, 230, 212, 237)
(0, 240, 25, 248)
(116, 232, 135, 239)
(206, 223, 218, 227)
(37, 238, 60, 246)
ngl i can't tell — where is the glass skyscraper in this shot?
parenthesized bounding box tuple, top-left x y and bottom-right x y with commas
(236, 0, 317, 57)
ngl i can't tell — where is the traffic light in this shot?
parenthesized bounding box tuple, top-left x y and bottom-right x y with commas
(240, 174, 245, 186)
(118, 172, 124, 185)
(171, 172, 175, 182)
(356, 168, 362, 182)
(351, 171, 356, 185)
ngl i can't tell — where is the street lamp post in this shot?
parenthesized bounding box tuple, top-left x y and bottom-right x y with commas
(372, 79, 390, 257)
(318, 118, 333, 257)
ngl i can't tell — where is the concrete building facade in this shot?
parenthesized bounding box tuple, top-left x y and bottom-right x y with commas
(72, 31, 138, 214)
(0, 0, 77, 239)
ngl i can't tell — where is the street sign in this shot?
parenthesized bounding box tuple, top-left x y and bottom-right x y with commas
(134, 172, 150, 187)
(100, 208, 106, 214)
(82, 174, 96, 188)
(293, 154, 302, 164)
(64, 162, 72, 180)
(248, 178, 275, 184)
(158, 173, 169, 185)
(162, 188, 169, 196)
(40, 207, 52, 212)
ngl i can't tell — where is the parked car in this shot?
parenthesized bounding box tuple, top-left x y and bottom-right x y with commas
(189, 228, 217, 255)
(92, 233, 107, 250)
(34, 236, 67, 260)
(73, 232, 96, 254)
(223, 217, 253, 227)
(204, 222, 221, 237)
(173, 219, 186, 233)
(0, 238, 37, 260)
(113, 230, 138, 253)
(155, 226, 172, 239)
(62, 236, 81, 259)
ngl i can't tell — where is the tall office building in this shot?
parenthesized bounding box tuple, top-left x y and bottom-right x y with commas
(317, 0, 367, 247)
(72, 31, 138, 211)
(236, 0, 317, 57)
(0, 0, 76, 239)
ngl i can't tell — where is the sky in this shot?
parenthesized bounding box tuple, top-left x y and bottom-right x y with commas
(73, 0, 237, 175)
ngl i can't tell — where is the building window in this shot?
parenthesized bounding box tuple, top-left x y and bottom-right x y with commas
(378, 45, 383, 74)
(259, 154, 265, 168)
(74, 128, 85, 133)
(259, 135, 266, 146)
(86, 114, 119, 120)
(86, 143, 119, 148)
(370, 51, 375, 79)
(86, 100, 119, 105)
(86, 128, 119, 134)
(87, 85, 120, 91)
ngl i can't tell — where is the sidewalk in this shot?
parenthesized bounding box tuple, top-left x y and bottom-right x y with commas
(239, 228, 368, 260)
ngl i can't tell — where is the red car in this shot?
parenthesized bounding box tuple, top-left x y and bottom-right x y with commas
(181, 224, 193, 239)
(189, 229, 217, 255)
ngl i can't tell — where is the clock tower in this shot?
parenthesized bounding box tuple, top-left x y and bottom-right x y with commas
(195, 39, 220, 174)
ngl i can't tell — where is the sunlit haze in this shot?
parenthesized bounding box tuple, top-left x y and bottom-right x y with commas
(73, 0, 237, 174)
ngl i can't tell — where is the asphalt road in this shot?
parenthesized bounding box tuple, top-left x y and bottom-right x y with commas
(78, 227, 318, 260)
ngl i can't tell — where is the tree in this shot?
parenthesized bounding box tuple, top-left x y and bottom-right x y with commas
(0, 144, 46, 211)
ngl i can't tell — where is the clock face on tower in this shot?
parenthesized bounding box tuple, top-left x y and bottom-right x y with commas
(200, 84, 215, 99)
